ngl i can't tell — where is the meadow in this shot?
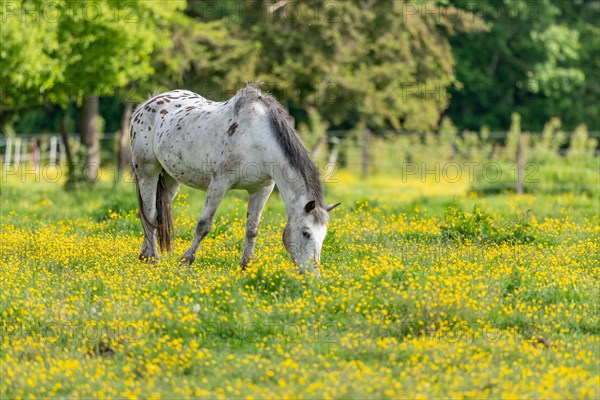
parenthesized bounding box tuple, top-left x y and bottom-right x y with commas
(1, 162, 598, 398)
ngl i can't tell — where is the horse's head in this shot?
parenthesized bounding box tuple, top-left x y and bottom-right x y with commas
(283, 200, 340, 277)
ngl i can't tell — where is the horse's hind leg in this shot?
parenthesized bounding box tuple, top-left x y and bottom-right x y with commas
(241, 183, 275, 269)
(180, 180, 231, 266)
(135, 164, 161, 262)
(136, 167, 181, 263)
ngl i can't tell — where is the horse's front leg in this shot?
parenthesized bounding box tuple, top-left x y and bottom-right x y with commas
(241, 183, 275, 269)
(181, 180, 231, 267)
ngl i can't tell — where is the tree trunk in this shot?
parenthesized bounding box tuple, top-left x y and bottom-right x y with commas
(118, 101, 133, 175)
(60, 119, 76, 186)
(80, 93, 100, 182)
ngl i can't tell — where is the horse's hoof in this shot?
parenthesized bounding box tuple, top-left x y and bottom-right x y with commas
(139, 255, 159, 264)
(180, 255, 195, 267)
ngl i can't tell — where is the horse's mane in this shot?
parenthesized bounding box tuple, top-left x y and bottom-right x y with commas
(234, 83, 325, 214)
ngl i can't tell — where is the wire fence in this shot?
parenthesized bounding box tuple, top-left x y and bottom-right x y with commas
(1, 131, 599, 166)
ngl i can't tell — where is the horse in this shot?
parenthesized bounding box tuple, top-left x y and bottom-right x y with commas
(130, 83, 340, 276)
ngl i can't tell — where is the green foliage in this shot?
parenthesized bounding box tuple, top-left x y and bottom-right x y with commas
(447, 0, 599, 131)
(3, 0, 598, 140)
(441, 205, 535, 244)
(1, 1, 185, 120)
(241, 0, 485, 131)
(0, 1, 61, 111)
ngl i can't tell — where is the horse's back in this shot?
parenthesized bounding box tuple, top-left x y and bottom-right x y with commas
(131, 89, 274, 190)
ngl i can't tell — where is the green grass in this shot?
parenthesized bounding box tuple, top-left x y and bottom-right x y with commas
(1, 165, 599, 398)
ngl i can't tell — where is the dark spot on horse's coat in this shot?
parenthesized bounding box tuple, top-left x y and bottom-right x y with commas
(157, 100, 164, 105)
(152, 108, 157, 113)
(160, 109, 168, 115)
(227, 122, 238, 136)
(175, 104, 182, 108)
(177, 126, 181, 130)
(148, 127, 151, 131)
(164, 98, 171, 103)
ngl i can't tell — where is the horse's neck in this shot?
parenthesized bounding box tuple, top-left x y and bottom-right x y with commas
(271, 168, 309, 219)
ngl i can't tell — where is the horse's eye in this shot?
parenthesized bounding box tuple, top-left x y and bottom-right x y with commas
(302, 231, 311, 239)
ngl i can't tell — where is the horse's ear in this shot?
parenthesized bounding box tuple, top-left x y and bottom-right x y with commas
(304, 200, 316, 213)
(325, 202, 341, 212)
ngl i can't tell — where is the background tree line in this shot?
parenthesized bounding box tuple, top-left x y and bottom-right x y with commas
(1, 0, 598, 177)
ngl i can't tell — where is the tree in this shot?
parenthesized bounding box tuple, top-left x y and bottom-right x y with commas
(447, 0, 595, 131)
(0, 1, 61, 124)
(217, 0, 484, 134)
(1, 0, 186, 182)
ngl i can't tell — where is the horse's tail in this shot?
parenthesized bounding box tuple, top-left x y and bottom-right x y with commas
(155, 173, 174, 252)
(135, 171, 174, 253)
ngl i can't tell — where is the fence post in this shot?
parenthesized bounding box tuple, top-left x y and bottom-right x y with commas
(361, 129, 369, 179)
(328, 137, 340, 165)
(516, 133, 528, 195)
(49, 136, 58, 166)
(14, 138, 22, 165)
(31, 137, 39, 168)
(22, 138, 28, 164)
(59, 137, 66, 164)
(4, 138, 12, 166)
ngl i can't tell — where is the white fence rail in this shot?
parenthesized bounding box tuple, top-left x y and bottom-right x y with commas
(1, 136, 69, 166)
(1, 131, 598, 168)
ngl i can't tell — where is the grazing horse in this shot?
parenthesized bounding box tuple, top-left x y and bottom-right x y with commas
(130, 83, 339, 276)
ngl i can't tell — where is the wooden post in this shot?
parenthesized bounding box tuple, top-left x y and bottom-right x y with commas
(22, 138, 28, 164)
(516, 133, 528, 195)
(361, 129, 369, 179)
(4, 138, 12, 166)
(60, 120, 76, 184)
(59, 137, 66, 164)
(14, 138, 21, 165)
(49, 136, 58, 166)
(31, 137, 39, 168)
(117, 101, 134, 175)
(80, 93, 100, 182)
(328, 137, 340, 165)
(40, 134, 48, 164)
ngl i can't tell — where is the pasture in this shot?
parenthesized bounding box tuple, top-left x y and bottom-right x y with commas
(1, 166, 598, 398)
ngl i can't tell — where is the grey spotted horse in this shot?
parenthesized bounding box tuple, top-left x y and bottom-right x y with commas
(130, 83, 340, 276)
